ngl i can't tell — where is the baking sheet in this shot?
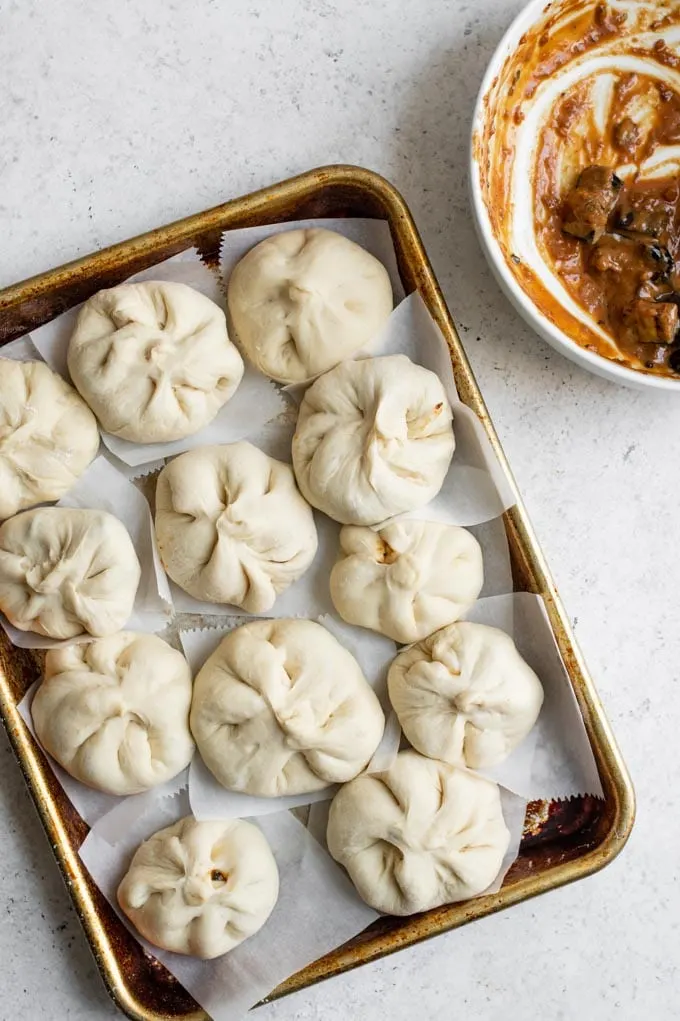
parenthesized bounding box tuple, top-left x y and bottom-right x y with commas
(0, 205, 610, 1020)
(28, 249, 286, 468)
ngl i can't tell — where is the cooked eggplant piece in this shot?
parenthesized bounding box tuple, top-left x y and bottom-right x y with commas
(562, 165, 622, 242)
(579, 165, 622, 190)
(588, 234, 635, 273)
(638, 279, 674, 302)
(589, 234, 674, 285)
(613, 196, 672, 239)
(643, 242, 674, 278)
(625, 299, 678, 344)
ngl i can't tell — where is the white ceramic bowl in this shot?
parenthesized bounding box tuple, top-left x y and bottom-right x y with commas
(469, 0, 680, 392)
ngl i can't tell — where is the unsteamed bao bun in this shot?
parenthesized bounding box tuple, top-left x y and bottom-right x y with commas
(32, 633, 194, 795)
(118, 816, 279, 958)
(292, 354, 455, 525)
(330, 520, 483, 643)
(67, 281, 244, 443)
(155, 442, 318, 613)
(190, 618, 385, 796)
(227, 228, 393, 383)
(387, 621, 544, 769)
(0, 507, 141, 638)
(0, 358, 99, 521)
(327, 750, 510, 915)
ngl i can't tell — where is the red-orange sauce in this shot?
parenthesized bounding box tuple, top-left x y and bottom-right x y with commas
(474, 0, 680, 377)
(538, 74, 680, 370)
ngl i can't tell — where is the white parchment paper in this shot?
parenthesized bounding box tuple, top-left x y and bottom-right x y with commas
(467, 593, 604, 800)
(317, 613, 401, 774)
(0, 456, 172, 649)
(368, 292, 516, 525)
(0, 335, 43, 362)
(80, 790, 378, 1021)
(101, 449, 166, 482)
(28, 249, 285, 468)
(167, 504, 514, 623)
(489, 788, 530, 894)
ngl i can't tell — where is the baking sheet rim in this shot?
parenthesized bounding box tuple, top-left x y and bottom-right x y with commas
(0, 164, 635, 1021)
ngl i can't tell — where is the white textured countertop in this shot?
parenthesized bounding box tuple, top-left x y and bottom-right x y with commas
(1, 1, 676, 1018)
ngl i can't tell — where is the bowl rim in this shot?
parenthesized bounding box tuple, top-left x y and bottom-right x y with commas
(468, 0, 680, 391)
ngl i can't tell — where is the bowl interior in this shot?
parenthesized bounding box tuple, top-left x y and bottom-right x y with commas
(469, 0, 680, 392)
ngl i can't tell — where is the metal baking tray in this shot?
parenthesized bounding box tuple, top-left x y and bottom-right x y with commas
(0, 165, 635, 1020)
